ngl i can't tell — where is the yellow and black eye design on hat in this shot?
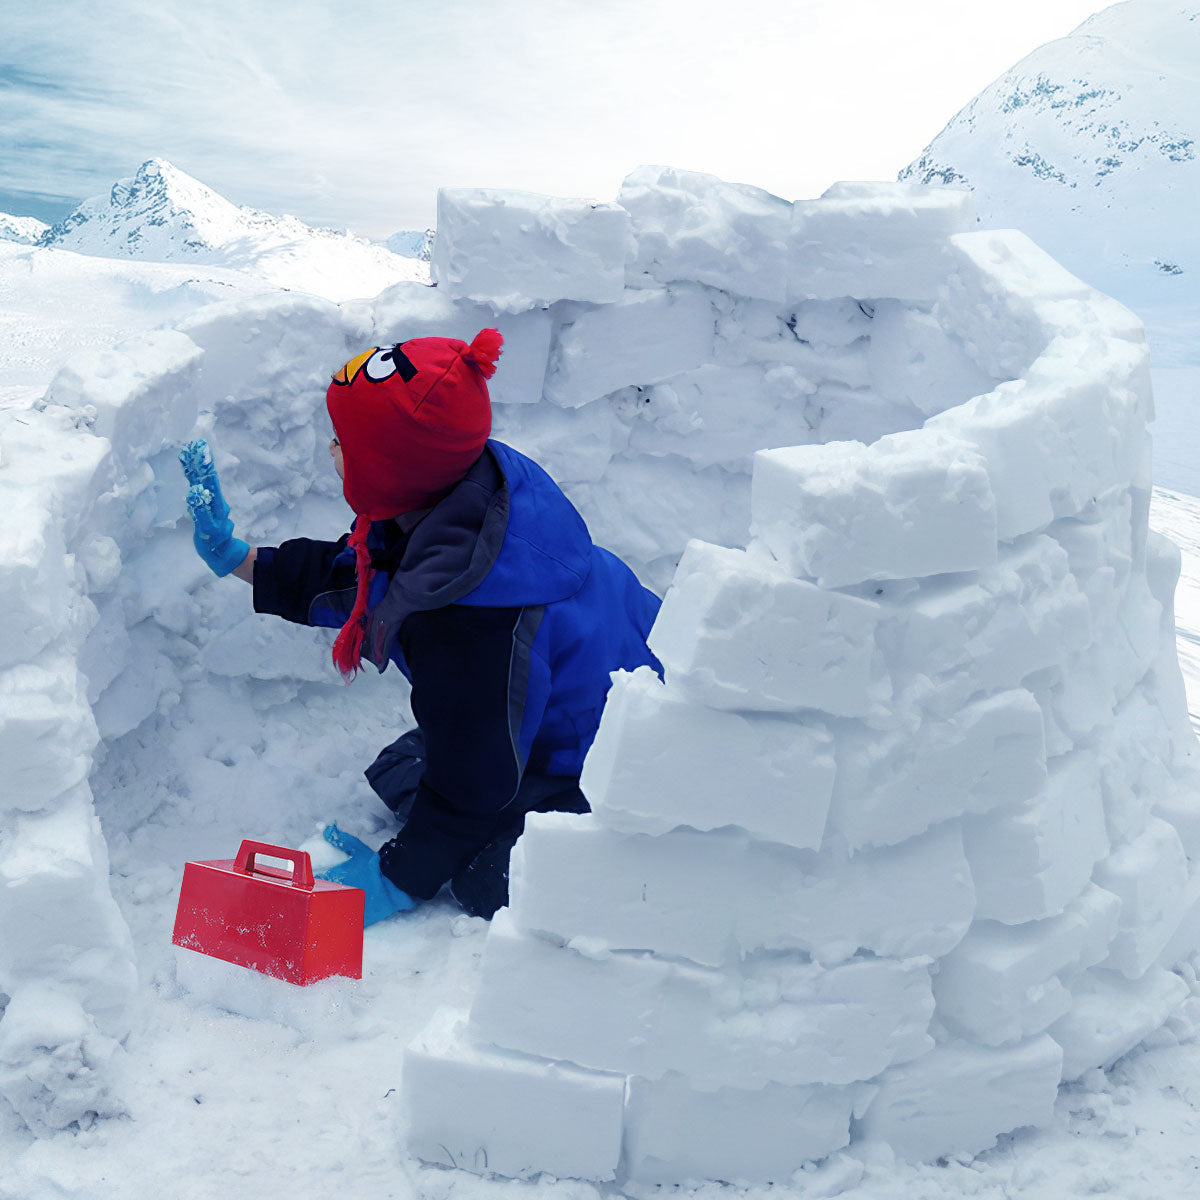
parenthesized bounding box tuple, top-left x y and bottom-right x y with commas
(331, 343, 419, 386)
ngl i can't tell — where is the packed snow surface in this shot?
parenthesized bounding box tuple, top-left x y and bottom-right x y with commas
(1, 162, 1200, 1197)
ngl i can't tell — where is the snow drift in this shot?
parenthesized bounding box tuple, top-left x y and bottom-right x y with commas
(1, 165, 1197, 1183)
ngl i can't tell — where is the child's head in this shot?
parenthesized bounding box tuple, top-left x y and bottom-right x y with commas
(326, 330, 501, 519)
(324, 329, 503, 677)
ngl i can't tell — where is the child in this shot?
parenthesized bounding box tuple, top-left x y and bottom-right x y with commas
(181, 330, 662, 922)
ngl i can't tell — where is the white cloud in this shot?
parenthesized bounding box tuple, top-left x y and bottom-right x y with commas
(0, 0, 1112, 237)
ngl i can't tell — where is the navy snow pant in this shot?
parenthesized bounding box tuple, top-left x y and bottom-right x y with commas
(364, 729, 589, 919)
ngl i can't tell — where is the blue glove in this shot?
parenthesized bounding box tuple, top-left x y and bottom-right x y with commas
(317, 824, 417, 926)
(179, 439, 249, 577)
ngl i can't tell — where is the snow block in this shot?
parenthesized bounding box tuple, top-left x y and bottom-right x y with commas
(857, 1036, 1063, 1162)
(430, 187, 632, 311)
(542, 286, 715, 408)
(42, 328, 203, 474)
(1092, 817, 1189, 979)
(1050, 967, 1189, 1082)
(647, 540, 888, 717)
(933, 884, 1122, 1046)
(176, 291, 354, 410)
(493, 388, 630, 484)
(402, 1009, 625, 1181)
(0, 785, 137, 1042)
(470, 912, 933, 1089)
(788, 182, 976, 303)
(0, 487, 73, 669)
(878, 535, 1092, 713)
(174, 947, 363, 1035)
(173, 293, 365, 536)
(0, 984, 122, 1135)
(0, 404, 116, 549)
(630, 362, 821, 472)
(1156, 863, 1200, 969)
(1026, 644, 1131, 756)
(828, 689, 1047, 851)
(371, 281, 554, 407)
(89, 620, 178, 742)
(938, 228, 1102, 381)
(568, 455, 755, 594)
(962, 751, 1111, 925)
(751, 429, 997, 588)
(510, 813, 974, 967)
(1155, 777, 1200, 861)
(620, 165, 793, 302)
(866, 301, 998, 418)
(0, 658, 99, 813)
(929, 234, 1150, 541)
(581, 666, 834, 851)
(1049, 490, 1135, 634)
(622, 1072, 858, 1185)
(930, 343, 1148, 542)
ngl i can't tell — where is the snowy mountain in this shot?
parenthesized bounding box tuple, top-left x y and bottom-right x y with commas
(901, 0, 1200, 307)
(0, 213, 48, 245)
(38, 159, 428, 301)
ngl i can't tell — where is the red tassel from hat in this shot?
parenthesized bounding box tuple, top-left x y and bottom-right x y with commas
(464, 329, 503, 379)
(331, 518, 375, 679)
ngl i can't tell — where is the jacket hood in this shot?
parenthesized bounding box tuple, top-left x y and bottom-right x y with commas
(362, 441, 592, 669)
(464, 441, 592, 608)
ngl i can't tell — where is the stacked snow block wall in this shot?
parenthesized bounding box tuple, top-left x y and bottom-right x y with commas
(0, 399, 138, 1133)
(4, 165, 1197, 1159)
(403, 173, 1200, 1182)
(0, 294, 375, 1133)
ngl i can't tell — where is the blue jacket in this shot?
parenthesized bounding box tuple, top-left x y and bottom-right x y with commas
(253, 441, 662, 898)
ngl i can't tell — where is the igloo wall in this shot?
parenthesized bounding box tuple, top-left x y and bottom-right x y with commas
(0, 165, 1195, 1165)
(402, 173, 1200, 1180)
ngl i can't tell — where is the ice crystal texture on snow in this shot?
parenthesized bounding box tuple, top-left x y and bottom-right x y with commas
(0, 160, 1198, 1184)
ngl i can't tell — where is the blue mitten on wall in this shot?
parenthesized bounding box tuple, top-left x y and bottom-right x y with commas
(318, 824, 417, 927)
(179, 439, 249, 577)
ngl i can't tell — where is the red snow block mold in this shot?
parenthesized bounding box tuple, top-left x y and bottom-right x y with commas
(172, 839, 364, 984)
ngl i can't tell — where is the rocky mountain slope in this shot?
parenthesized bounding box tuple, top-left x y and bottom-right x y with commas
(902, 0, 1199, 306)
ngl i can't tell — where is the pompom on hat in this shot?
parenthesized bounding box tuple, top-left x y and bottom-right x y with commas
(326, 329, 502, 677)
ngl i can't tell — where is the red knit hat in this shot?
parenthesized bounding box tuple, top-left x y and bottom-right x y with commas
(325, 329, 502, 677)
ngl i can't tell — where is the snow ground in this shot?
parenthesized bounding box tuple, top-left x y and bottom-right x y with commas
(0, 241, 278, 397)
(4, 261, 1200, 1199)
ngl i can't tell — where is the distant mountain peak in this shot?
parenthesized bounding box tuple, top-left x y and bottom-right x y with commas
(107, 158, 236, 219)
(0, 212, 49, 245)
(41, 159, 285, 259)
(385, 227, 436, 262)
(34, 159, 429, 300)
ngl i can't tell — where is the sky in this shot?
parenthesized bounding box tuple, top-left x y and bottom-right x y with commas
(0, 0, 1113, 239)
